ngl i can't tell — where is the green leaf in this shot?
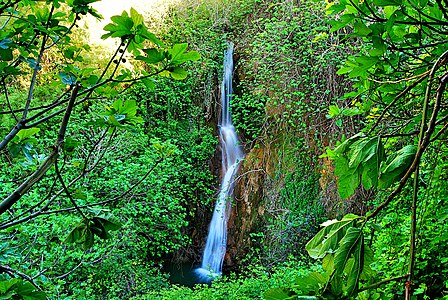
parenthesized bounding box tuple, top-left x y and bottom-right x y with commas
(306, 214, 362, 259)
(336, 66, 353, 75)
(91, 218, 108, 239)
(264, 288, 294, 300)
(168, 43, 188, 61)
(333, 135, 385, 197)
(353, 22, 372, 37)
(16, 128, 40, 141)
(169, 67, 188, 80)
(373, 0, 402, 6)
(141, 78, 155, 91)
(102, 11, 133, 39)
(110, 12, 133, 30)
(72, 188, 87, 200)
(17, 282, 46, 300)
(328, 105, 341, 117)
(378, 145, 417, 188)
(65, 218, 89, 245)
(349, 56, 379, 78)
(361, 138, 385, 189)
(333, 227, 363, 278)
(369, 37, 387, 56)
(0, 278, 19, 294)
(0, 48, 13, 61)
(179, 50, 200, 61)
(345, 239, 364, 296)
(295, 271, 328, 295)
(138, 48, 165, 63)
(329, 14, 355, 32)
(58, 71, 77, 85)
(333, 133, 365, 155)
(63, 137, 80, 153)
(22, 292, 47, 300)
(338, 170, 360, 199)
(130, 7, 143, 26)
(83, 229, 94, 250)
(322, 254, 335, 273)
(0, 291, 15, 299)
(96, 215, 121, 231)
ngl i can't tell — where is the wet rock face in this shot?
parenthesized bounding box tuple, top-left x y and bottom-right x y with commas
(226, 146, 269, 264)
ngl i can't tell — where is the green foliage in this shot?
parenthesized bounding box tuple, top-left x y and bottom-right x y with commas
(262, 166, 325, 264)
(231, 0, 349, 147)
(138, 258, 311, 300)
(65, 215, 121, 250)
(232, 92, 267, 140)
(377, 145, 417, 189)
(306, 214, 363, 259)
(101, 99, 144, 129)
(266, 215, 376, 298)
(0, 276, 46, 300)
(302, 0, 448, 298)
(0, 0, 209, 298)
(8, 128, 41, 158)
(102, 8, 162, 53)
(323, 133, 418, 198)
(324, 134, 384, 198)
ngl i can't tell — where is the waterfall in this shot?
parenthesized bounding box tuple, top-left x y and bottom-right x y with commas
(196, 43, 244, 281)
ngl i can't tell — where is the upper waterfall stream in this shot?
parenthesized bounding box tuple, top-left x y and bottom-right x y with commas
(196, 43, 244, 281)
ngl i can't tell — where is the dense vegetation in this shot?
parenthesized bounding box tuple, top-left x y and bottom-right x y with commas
(1, 0, 447, 299)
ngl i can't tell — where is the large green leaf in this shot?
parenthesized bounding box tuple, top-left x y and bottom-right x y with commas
(168, 43, 188, 61)
(0, 278, 46, 300)
(338, 170, 360, 199)
(65, 215, 121, 250)
(333, 227, 364, 296)
(137, 48, 165, 64)
(0, 278, 19, 294)
(167, 43, 200, 65)
(264, 288, 294, 300)
(295, 271, 329, 295)
(168, 67, 187, 80)
(102, 11, 134, 39)
(129, 7, 143, 26)
(344, 240, 364, 296)
(333, 227, 363, 276)
(306, 214, 362, 259)
(360, 137, 385, 189)
(378, 144, 417, 188)
(16, 128, 40, 141)
(331, 135, 385, 198)
(96, 215, 121, 232)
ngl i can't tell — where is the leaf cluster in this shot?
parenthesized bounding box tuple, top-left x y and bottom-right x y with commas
(323, 133, 417, 198)
(0, 276, 46, 300)
(65, 215, 121, 250)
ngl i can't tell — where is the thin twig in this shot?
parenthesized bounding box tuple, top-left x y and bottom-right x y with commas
(360, 274, 408, 292)
(368, 73, 429, 135)
(54, 161, 87, 219)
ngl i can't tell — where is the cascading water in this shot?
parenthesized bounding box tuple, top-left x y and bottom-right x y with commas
(196, 43, 244, 282)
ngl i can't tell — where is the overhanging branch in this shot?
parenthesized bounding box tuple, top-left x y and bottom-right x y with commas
(0, 84, 80, 216)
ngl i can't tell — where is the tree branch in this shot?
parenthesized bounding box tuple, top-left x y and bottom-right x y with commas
(0, 264, 42, 290)
(367, 50, 448, 221)
(0, 84, 81, 216)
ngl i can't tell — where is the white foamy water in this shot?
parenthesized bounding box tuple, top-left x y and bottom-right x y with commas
(196, 43, 244, 282)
